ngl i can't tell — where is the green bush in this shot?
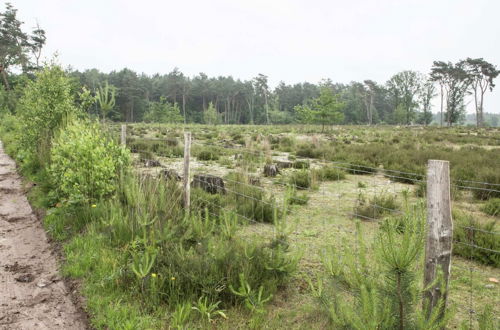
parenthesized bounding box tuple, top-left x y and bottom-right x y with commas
(287, 189, 309, 205)
(315, 165, 346, 181)
(481, 198, 500, 217)
(224, 172, 281, 223)
(295, 144, 322, 158)
(453, 211, 499, 267)
(292, 160, 310, 169)
(50, 120, 130, 204)
(197, 148, 220, 161)
(354, 193, 400, 220)
(17, 64, 81, 166)
(471, 169, 500, 200)
(288, 170, 317, 190)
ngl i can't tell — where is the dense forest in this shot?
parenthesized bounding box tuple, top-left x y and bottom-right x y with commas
(1, 3, 499, 127)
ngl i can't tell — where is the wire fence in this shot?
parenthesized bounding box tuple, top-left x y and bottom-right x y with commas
(122, 127, 499, 328)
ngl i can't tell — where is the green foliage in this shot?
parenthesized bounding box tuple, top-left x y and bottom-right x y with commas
(191, 296, 227, 323)
(481, 198, 500, 217)
(286, 189, 310, 205)
(143, 97, 183, 123)
(17, 64, 81, 166)
(203, 101, 219, 125)
(95, 81, 116, 121)
(471, 168, 500, 200)
(315, 165, 346, 181)
(170, 302, 192, 330)
(196, 147, 220, 161)
(49, 120, 129, 204)
(354, 192, 400, 220)
(453, 210, 499, 267)
(313, 210, 448, 329)
(0, 3, 46, 84)
(288, 170, 317, 190)
(292, 160, 310, 169)
(128, 138, 183, 158)
(294, 87, 345, 130)
(230, 273, 273, 314)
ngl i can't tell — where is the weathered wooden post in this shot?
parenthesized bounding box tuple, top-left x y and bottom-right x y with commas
(423, 160, 453, 320)
(183, 132, 192, 213)
(120, 124, 127, 146)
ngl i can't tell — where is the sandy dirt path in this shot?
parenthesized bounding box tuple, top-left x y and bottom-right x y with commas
(0, 141, 87, 329)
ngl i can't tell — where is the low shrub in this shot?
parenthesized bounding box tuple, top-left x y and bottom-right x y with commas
(292, 160, 310, 169)
(353, 192, 400, 220)
(453, 210, 499, 267)
(287, 189, 309, 205)
(481, 198, 500, 217)
(382, 164, 424, 185)
(346, 161, 377, 175)
(288, 170, 318, 190)
(314, 166, 346, 181)
(138, 150, 155, 161)
(191, 188, 226, 218)
(471, 169, 500, 200)
(197, 148, 220, 161)
(50, 120, 130, 205)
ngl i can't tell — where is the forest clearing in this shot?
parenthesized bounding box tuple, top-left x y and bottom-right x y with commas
(1, 1, 500, 329)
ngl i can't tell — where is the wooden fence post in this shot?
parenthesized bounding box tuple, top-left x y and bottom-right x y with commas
(120, 124, 127, 146)
(183, 132, 192, 213)
(423, 159, 453, 320)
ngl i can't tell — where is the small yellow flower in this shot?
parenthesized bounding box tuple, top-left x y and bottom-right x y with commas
(151, 273, 157, 278)
(171, 277, 176, 281)
(91, 204, 97, 208)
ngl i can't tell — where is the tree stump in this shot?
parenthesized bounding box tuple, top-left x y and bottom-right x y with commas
(263, 164, 280, 177)
(191, 174, 226, 194)
(160, 169, 181, 181)
(248, 176, 261, 186)
(144, 159, 161, 167)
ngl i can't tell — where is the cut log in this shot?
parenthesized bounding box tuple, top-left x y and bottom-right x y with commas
(263, 164, 280, 177)
(191, 174, 226, 194)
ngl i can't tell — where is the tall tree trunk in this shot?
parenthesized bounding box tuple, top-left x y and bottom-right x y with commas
(369, 94, 374, 125)
(0, 66, 10, 90)
(182, 93, 186, 124)
(439, 85, 444, 127)
(264, 93, 270, 125)
(479, 91, 485, 127)
(474, 88, 479, 127)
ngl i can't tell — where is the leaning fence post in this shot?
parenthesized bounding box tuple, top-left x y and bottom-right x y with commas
(183, 132, 192, 213)
(423, 159, 453, 320)
(120, 124, 127, 146)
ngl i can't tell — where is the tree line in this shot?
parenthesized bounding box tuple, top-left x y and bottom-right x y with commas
(1, 3, 498, 127)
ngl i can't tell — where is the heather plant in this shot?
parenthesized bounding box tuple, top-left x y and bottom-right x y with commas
(481, 198, 500, 217)
(452, 210, 499, 267)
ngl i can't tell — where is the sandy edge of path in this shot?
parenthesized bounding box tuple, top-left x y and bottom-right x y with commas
(0, 140, 90, 330)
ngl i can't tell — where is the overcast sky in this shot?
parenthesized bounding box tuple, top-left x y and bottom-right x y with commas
(13, 0, 500, 113)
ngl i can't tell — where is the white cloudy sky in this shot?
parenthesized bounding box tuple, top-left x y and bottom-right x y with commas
(12, 0, 500, 113)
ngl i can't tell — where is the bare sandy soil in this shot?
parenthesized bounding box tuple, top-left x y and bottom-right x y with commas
(0, 142, 87, 330)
